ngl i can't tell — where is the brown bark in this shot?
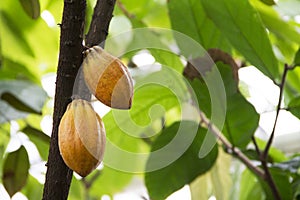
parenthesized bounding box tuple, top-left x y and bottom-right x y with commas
(42, 0, 116, 199)
(42, 0, 86, 199)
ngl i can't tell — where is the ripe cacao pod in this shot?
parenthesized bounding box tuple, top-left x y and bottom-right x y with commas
(58, 99, 106, 177)
(82, 46, 133, 109)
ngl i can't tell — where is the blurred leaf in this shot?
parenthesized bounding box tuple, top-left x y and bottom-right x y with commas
(19, 0, 40, 19)
(288, 96, 300, 119)
(239, 169, 265, 200)
(0, 11, 35, 58)
(168, 0, 230, 51)
(0, 101, 28, 124)
(293, 48, 300, 67)
(260, 0, 276, 6)
(2, 146, 30, 197)
(200, 0, 279, 79)
(68, 176, 84, 200)
(0, 80, 47, 115)
(21, 125, 50, 160)
(1, 92, 41, 114)
(272, 156, 300, 174)
(259, 167, 293, 200)
(190, 147, 232, 200)
(89, 167, 132, 197)
(21, 175, 43, 200)
(22, 125, 50, 143)
(0, 57, 39, 82)
(145, 121, 218, 200)
(254, 137, 287, 162)
(253, 1, 300, 45)
(0, 124, 10, 181)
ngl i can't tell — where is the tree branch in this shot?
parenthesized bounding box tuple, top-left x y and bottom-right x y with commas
(86, 0, 116, 48)
(199, 111, 265, 178)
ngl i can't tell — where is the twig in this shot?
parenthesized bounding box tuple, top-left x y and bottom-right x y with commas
(258, 64, 294, 200)
(263, 64, 291, 157)
(198, 111, 265, 178)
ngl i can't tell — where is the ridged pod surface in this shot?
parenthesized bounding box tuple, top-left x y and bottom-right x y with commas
(82, 46, 133, 109)
(58, 99, 106, 177)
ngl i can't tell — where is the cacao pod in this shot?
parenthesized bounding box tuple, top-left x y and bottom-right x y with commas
(82, 46, 133, 109)
(58, 99, 106, 177)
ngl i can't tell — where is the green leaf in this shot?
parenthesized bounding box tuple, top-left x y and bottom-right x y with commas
(200, 0, 279, 79)
(239, 169, 265, 200)
(103, 68, 188, 172)
(288, 96, 300, 119)
(145, 121, 218, 200)
(18, 0, 40, 19)
(21, 125, 50, 160)
(2, 146, 30, 197)
(293, 48, 300, 67)
(21, 175, 43, 200)
(68, 176, 84, 200)
(190, 62, 259, 149)
(0, 80, 47, 115)
(224, 92, 259, 148)
(168, 0, 230, 51)
(89, 167, 133, 197)
(0, 11, 35, 58)
(260, 0, 276, 6)
(253, 2, 300, 45)
(190, 149, 233, 200)
(0, 57, 39, 83)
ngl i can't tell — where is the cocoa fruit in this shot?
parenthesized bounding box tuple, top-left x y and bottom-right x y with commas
(82, 46, 133, 109)
(58, 99, 106, 177)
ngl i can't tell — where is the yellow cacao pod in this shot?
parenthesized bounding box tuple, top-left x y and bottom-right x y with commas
(58, 99, 106, 177)
(82, 46, 133, 109)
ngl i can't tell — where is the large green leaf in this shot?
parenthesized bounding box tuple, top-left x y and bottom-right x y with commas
(168, 0, 230, 51)
(191, 62, 259, 148)
(200, 0, 279, 79)
(2, 146, 30, 197)
(103, 68, 188, 172)
(18, 0, 40, 19)
(145, 121, 218, 200)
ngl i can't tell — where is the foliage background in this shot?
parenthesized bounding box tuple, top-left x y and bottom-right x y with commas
(1, 0, 300, 199)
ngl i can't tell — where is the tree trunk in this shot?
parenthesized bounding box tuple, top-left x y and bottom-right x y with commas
(42, 0, 116, 199)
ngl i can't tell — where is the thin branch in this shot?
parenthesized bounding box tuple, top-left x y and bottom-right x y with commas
(251, 136, 261, 157)
(263, 64, 291, 157)
(198, 111, 265, 178)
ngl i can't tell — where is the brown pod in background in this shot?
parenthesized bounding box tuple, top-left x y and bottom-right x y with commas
(82, 46, 133, 109)
(58, 99, 106, 177)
